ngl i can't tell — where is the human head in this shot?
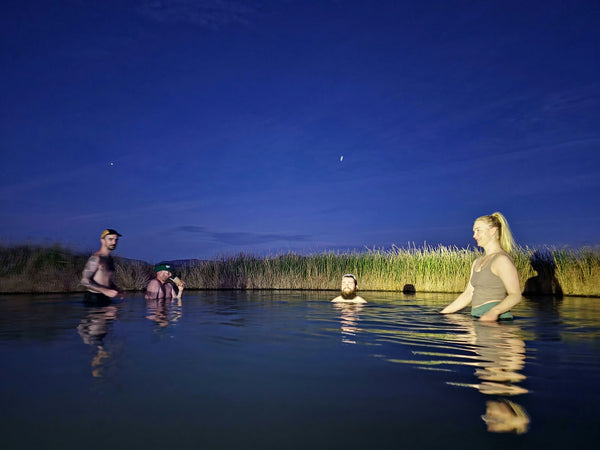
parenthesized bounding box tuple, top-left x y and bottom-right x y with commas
(340, 274, 358, 299)
(474, 212, 515, 253)
(155, 263, 173, 282)
(342, 273, 357, 287)
(100, 228, 121, 251)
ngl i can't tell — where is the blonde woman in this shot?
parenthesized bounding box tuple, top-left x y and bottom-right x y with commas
(441, 213, 521, 321)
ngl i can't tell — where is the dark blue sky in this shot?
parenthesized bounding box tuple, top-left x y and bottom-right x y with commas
(2, 0, 599, 262)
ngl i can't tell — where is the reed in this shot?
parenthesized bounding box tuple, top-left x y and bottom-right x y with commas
(552, 247, 600, 297)
(0, 244, 598, 297)
(0, 244, 153, 294)
(113, 258, 154, 291)
(165, 244, 600, 296)
(0, 244, 88, 293)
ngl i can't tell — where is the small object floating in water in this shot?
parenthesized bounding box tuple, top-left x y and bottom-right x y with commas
(403, 284, 416, 294)
(109, 162, 114, 166)
(340, 155, 344, 162)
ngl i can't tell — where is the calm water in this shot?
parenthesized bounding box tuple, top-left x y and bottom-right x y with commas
(1, 291, 599, 450)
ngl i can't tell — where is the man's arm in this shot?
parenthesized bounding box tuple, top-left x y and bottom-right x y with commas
(173, 283, 184, 299)
(163, 282, 184, 299)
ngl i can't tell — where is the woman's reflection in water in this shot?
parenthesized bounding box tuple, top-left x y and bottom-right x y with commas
(445, 315, 530, 434)
(333, 303, 364, 344)
(481, 398, 529, 434)
(77, 305, 117, 378)
(146, 297, 183, 329)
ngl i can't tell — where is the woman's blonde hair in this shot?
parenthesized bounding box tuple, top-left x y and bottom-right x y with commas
(476, 212, 516, 253)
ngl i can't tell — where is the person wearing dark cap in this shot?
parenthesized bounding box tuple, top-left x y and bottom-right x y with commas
(81, 229, 123, 304)
(145, 263, 185, 300)
(331, 274, 366, 303)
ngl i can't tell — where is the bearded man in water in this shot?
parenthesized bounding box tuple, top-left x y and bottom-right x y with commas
(81, 229, 123, 304)
(331, 274, 366, 303)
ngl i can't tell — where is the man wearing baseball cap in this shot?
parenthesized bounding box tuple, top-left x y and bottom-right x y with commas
(81, 229, 123, 304)
(145, 263, 184, 300)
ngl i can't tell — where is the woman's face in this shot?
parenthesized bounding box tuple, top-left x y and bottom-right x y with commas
(473, 220, 497, 248)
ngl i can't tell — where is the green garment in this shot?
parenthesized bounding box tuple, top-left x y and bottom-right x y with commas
(471, 301, 514, 320)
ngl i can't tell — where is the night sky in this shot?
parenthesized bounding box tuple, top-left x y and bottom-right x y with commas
(2, 0, 599, 263)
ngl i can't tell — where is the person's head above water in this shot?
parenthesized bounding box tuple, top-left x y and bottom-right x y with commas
(340, 274, 358, 299)
(155, 263, 174, 282)
(473, 212, 515, 253)
(331, 274, 366, 303)
(342, 273, 357, 286)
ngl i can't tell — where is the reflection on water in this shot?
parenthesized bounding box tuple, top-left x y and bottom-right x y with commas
(444, 316, 528, 395)
(333, 303, 363, 344)
(1, 292, 600, 449)
(145, 298, 183, 328)
(77, 305, 117, 378)
(383, 310, 530, 433)
(455, 318, 530, 434)
(481, 398, 529, 434)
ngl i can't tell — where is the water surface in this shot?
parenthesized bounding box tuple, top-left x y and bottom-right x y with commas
(1, 291, 599, 449)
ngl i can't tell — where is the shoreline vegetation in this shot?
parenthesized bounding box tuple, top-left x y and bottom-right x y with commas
(0, 244, 599, 297)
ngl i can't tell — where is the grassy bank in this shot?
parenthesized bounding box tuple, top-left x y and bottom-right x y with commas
(1, 244, 599, 297)
(0, 245, 152, 294)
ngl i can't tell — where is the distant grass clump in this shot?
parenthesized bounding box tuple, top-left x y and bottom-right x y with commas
(0, 245, 87, 293)
(0, 243, 598, 297)
(552, 247, 600, 297)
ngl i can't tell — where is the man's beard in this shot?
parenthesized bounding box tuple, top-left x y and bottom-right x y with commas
(340, 289, 357, 300)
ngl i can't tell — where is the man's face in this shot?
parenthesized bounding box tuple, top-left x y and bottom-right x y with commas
(102, 235, 119, 251)
(341, 276, 357, 297)
(157, 270, 172, 282)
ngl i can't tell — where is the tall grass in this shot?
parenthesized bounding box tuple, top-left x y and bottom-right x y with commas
(0, 244, 598, 297)
(151, 244, 600, 296)
(552, 247, 600, 297)
(0, 245, 88, 293)
(0, 245, 153, 294)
